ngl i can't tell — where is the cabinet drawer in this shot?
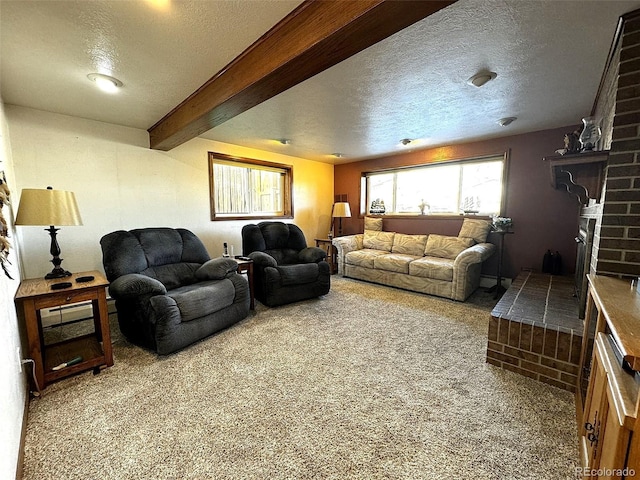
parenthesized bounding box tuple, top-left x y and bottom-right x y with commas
(33, 288, 99, 310)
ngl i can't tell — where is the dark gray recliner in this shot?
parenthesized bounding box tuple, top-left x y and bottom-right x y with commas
(241, 222, 330, 307)
(100, 228, 249, 354)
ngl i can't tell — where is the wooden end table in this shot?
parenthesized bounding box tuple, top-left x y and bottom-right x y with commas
(234, 258, 255, 309)
(15, 270, 113, 391)
(315, 238, 338, 274)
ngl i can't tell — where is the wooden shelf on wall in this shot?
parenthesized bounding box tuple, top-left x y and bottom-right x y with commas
(543, 150, 609, 205)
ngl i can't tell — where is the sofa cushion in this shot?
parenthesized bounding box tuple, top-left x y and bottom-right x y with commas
(345, 249, 387, 268)
(276, 263, 319, 285)
(458, 218, 491, 244)
(142, 263, 201, 290)
(409, 257, 455, 281)
(391, 233, 429, 257)
(363, 231, 395, 251)
(374, 253, 416, 274)
(424, 234, 474, 259)
(167, 279, 236, 322)
(265, 248, 300, 265)
(364, 216, 383, 232)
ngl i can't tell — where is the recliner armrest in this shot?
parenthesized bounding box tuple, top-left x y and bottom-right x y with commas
(248, 251, 278, 267)
(298, 246, 326, 263)
(109, 273, 167, 299)
(195, 257, 238, 280)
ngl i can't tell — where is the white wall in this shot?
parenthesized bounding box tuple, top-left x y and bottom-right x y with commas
(0, 101, 27, 480)
(6, 105, 334, 278)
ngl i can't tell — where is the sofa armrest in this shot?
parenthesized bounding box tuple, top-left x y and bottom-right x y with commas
(248, 251, 278, 268)
(450, 243, 497, 301)
(195, 257, 238, 280)
(454, 242, 496, 266)
(109, 273, 167, 299)
(332, 234, 363, 275)
(299, 246, 326, 263)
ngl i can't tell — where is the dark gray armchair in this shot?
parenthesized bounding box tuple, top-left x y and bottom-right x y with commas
(100, 228, 249, 354)
(241, 222, 330, 307)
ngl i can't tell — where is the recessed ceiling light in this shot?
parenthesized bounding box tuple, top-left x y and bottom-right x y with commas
(332, 153, 344, 158)
(400, 138, 412, 146)
(467, 70, 497, 88)
(279, 139, 291, 145)
(498, 117, 517, 126)
(87, 73, 123, 93)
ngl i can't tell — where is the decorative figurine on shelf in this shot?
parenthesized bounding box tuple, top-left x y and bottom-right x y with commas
(418, 199, 430, 215)
(462, 195, 480, 214)
(555, 129, 581, 155)
(579, 116, 601, 152)
(491, 216, 513, 232)
(370, 198, 386, 214)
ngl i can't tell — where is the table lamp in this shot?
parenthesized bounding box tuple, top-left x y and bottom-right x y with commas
(15, 186, 83, 279)
(332, 202, 351, 236)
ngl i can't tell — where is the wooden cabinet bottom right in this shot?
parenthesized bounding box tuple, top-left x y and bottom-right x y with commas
(578, 275, 640, 479)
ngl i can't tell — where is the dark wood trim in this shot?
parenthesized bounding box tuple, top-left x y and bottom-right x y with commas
(500, 149, 511, 217)
(208, 152, 294, 221)
(359, 151, 509, 217)
(543, 150, 609, 205)
(149, 0, 455, 151)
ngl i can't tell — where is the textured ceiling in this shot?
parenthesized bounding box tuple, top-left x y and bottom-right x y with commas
(2, 0, 640, 164)
(201, 0, 640, 163)
(0, 0, 302, 129)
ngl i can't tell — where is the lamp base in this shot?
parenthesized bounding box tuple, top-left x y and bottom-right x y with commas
(44, 226, 72, 279)
(45, 267, 72, 280)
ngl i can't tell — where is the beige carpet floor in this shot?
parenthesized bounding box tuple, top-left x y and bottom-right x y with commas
(23, 277, 579, 479)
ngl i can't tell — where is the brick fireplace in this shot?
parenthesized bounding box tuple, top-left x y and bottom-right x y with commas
(487, 8, 640, 391)
(587, 9, 640, 280)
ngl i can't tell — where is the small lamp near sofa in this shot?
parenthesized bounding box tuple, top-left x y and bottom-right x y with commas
(332, 201, 351, 237)
(15, 186, 83, 279)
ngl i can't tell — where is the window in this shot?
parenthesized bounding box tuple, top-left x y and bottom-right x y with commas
(208, 152, 293, 220)
(363, 154, 507, 216)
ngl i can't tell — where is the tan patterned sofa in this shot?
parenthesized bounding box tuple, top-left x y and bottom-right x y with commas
(332, 218, 496, 301)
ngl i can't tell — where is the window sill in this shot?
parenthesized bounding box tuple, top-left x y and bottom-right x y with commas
(212, 214, 293, 221)
(359, 214, 492, 220)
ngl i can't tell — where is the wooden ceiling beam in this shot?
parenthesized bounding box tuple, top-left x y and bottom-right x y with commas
(148, 0, 455, 151)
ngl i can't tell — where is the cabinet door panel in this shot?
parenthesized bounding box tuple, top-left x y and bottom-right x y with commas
(598, 409, 630, 479)
(583, 358, 608, 470)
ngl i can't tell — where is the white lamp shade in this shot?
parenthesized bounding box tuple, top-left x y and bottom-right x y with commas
(332, 202, 351, 218)
(15, 188, 83, 226)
